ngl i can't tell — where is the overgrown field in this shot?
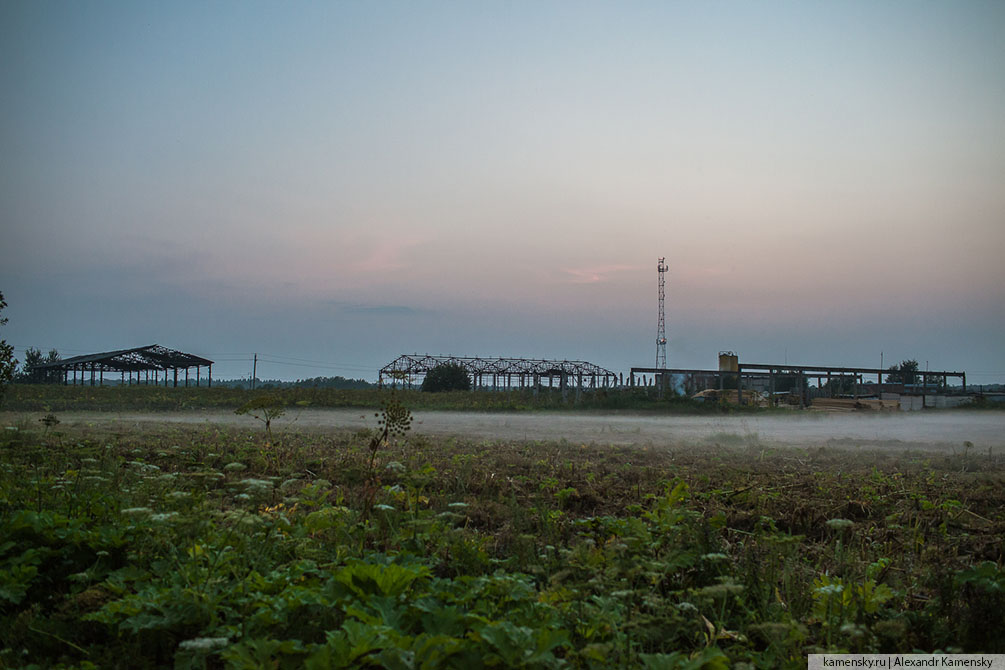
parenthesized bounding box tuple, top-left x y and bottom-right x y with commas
(2, 406, 1004, 669)
(5, 384, 747, 414)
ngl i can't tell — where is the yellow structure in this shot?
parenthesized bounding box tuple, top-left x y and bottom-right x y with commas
(718, 352, 738, 372)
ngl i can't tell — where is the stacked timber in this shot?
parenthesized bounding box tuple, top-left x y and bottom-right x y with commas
(693, 389, 769, 407)
(809, 398, 898, 412)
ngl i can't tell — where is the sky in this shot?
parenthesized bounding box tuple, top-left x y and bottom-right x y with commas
(2, 1, 1004, 383)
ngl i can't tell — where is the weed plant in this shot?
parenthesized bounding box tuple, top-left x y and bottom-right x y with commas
(1, 414, 1004, 668)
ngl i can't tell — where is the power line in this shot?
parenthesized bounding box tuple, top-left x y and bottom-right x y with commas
(253, 352, 376, 370)
(255, 357, 373, 373)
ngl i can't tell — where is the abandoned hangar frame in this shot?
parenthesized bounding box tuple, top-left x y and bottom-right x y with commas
(29, 344, 215, 387)
(630, 360, 967, 407)
(379, 354, 618, 390)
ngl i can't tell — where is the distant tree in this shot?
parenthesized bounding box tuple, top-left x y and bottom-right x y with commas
(19, 347, 43, 382)
(44, 349, 61, 379)
(886, 359, 919, 385)
(17, 347, 61, 383)
(0, 292, 17, 405)
(212, 375, 375, 390)
(420, 363, 471, 392)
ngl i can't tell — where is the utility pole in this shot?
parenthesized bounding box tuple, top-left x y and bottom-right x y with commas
(252, 354, 257, 390)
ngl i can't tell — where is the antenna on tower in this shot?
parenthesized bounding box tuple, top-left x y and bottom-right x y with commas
(656, 257, 668, 370)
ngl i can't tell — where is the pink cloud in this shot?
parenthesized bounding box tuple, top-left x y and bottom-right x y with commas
(561, 264, 638, 284)
(331, 228, 424, 275)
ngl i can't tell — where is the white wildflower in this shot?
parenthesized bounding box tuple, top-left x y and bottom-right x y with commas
(178, 637, 229, 652)
(815, 584, 844, 596)
(239, 478, 273, 493)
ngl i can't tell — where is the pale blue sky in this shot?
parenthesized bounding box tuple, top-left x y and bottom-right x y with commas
(2, 1, 1003, 381)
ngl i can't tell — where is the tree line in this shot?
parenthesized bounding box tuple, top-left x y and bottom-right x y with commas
(214, 375, 376, 390)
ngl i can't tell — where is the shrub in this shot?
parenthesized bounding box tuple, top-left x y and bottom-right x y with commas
(420, 363, 471, 393)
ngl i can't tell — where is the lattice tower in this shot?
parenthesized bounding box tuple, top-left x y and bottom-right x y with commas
(656, 257, 668, 369)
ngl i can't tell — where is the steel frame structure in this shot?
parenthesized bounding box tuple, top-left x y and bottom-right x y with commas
(379, 354, 618, 391)
(29, 344, 214, 387)
(631, 362, 967, 408)
(656, 257, 667, 370)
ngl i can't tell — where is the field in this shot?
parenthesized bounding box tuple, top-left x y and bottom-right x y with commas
(29, 408, 1005, 455)
(0, 383, 785, 414)
(2, 388, 1005, 668)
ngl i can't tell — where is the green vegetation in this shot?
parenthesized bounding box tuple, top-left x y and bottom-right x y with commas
(0, 292, 16, 407)
(16, 348, 62, 384)
(886, 360, 919, 385)
(216, 376, 375, 390)
(2, 408, 1004, 668)
(420, 364, 472, 393)
(234, 394, 288, 439)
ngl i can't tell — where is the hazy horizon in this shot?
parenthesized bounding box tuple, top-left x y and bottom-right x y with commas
(2, 1, 1003, 383)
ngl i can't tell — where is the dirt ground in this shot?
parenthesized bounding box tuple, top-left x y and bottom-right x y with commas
(14, 408, 1004, 454)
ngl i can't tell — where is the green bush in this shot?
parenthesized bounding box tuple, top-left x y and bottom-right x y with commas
(420, 363, 471, 393)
